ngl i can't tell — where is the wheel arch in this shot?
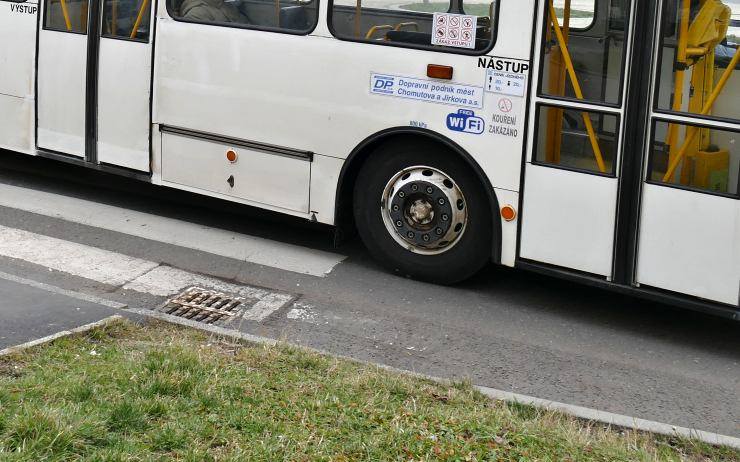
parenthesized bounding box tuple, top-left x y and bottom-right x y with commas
(334, 127, 502, 264)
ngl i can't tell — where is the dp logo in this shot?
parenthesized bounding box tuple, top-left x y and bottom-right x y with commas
(372, 75, 395, 94)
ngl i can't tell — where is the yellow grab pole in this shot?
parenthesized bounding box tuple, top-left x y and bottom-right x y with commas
(354, 0, 361, 38)
(666, 0, 691, 153)
(59, 0, 73, 31)
(112, 0, 118, 35)
(662, 46, 740, 182)
(545, 0, 571, 164)
(548, 1, 607, 173)
(129, 0, 149, 39)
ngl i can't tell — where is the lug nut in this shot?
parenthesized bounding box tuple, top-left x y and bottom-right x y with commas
(438, 198, 446, 205)
(396, 220, 403, 227)
(422, 234, 430, 242)
(441, 214, 449, 221)
(435, 228, 443, 235)
(426, 187, 434, 194)
(411, 184, 419, 191)
(407, 231, 415, 239)
(392, 205, 400, 212)
(398, 191, 405, 198)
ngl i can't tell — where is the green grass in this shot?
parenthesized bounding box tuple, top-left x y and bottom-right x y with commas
(0, 319, 738, 461)
(400, 3, 593, 19)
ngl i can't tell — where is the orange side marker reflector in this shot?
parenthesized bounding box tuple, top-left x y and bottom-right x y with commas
(501, 205, 517, 222)
(226, 150, 238, 163)
(427, 64, 453, 80)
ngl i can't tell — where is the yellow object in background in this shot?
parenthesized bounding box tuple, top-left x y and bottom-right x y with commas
(691, 149, 730, 192)
(686, 0, 731, 61)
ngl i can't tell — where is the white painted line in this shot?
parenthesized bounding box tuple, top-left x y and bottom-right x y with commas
(0, 225, 159, 286)
(0, 315, 124, 357)
(0, 270, 128, 309)
(0, 226, 291, 322)
(129, 309, 740, 450)
(0, 182, 345, 277)
(242, 293, 295, 322)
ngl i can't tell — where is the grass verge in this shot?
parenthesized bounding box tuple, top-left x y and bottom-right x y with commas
(0, 319, 737, 461)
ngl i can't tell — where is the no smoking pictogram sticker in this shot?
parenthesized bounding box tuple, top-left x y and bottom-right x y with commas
(498, 98, 513, 113)
(431, 12, 477, 49)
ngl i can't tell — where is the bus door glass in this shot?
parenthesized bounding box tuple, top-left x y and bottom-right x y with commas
(520, 0, 634, 276)
(37, 0, 153, 171)
(635, 0, 739, 306)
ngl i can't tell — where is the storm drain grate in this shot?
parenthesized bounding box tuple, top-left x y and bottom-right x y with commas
(159, 287, 244, 324)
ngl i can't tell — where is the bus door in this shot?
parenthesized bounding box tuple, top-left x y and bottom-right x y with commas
(520, 0, 634, 277)
(37, 0, 154, 171)
(634, 0, 739, 306)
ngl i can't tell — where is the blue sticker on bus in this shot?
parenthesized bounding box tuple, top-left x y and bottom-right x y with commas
(370, 73, 484, 109)
(446, 109, 485, 134)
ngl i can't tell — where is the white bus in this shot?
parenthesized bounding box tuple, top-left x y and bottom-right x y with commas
(0, 0, 738, 317)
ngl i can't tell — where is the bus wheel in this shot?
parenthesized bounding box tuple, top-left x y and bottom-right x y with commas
(353, 142, 493, 284)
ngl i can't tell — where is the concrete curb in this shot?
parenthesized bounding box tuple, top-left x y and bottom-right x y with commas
(474, 387, 740, 450)
(0, 315, 124, 357)
(128, 308, 740, 450)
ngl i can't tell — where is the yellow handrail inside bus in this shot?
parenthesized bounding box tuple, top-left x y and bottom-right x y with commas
(662, 46, 740, 182)
(354, 0, 362, 38)
(129, 0, 150, 39)
(111, 0, 118, 35)
(394, 21, 418, 31)
(547, 0, 607, 174)
(545, 0, 571, 165)
(365, 24, 392, 40)
(59, 0, 73, 31)
(662, 0, 733, 183)
(665, 0, 690, 161)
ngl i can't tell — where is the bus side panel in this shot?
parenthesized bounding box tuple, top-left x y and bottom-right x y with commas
(152, 12, 534, 200)
(0, 0, 37, 154)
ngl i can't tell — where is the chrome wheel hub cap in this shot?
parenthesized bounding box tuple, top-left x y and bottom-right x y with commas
(381, 166, 468, 255)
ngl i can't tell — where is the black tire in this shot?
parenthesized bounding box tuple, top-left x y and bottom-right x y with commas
(353, 139, 494, 284)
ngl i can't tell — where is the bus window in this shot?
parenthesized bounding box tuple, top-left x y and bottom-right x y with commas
(44, 0, 89, 33)
(102, 0, 152, 40)
(539, 0, 630, 105)
(329, 0, 496, 53)
(535, 104, 618, 174)
(650, 121, 739, 196)
(168, 0, 318, 33)
(656, 0, 739, 122)
(551, 0, 595, 30)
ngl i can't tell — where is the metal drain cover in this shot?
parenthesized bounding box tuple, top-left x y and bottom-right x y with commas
(158, 287, 245, 324)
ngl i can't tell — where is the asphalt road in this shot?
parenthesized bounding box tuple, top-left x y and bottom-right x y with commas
(0, 152, 738, 437)
(0, 278, 121, 349)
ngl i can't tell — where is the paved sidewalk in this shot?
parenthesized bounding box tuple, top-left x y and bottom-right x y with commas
(0, 278, 121, 349)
